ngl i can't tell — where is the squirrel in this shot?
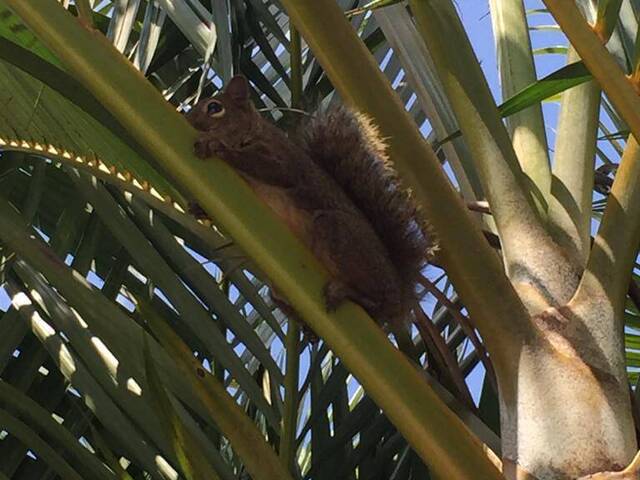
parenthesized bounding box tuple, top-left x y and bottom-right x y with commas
(186, 75, 431, 345)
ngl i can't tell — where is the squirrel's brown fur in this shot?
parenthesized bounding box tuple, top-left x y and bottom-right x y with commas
(187, 75, 430, 332)
(299, 107, 431, 308)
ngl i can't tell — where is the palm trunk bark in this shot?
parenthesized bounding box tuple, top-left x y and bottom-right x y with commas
(499, 313, 636, 479)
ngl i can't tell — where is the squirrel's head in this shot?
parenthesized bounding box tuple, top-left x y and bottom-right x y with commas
(187, 75, 256, 135)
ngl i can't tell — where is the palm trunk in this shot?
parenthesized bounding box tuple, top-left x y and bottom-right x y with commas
(499, 301, 636, 479)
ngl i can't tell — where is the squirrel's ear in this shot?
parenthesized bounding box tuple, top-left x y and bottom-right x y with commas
(225, 75, 250, 105)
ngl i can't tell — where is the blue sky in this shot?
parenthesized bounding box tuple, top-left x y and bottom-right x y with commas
(459, 0, 568, 86)
(459, 0, 567, 113)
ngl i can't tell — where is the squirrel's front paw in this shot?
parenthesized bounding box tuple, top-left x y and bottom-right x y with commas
(194, 139, 211, 159)
(194, 137, 227, 159)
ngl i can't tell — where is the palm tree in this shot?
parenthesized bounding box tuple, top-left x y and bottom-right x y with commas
(0, 0, 638, 479)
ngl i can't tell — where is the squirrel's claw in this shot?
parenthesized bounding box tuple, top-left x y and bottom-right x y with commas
(194, 138, 210, 159)
(194, 136, 228, 159)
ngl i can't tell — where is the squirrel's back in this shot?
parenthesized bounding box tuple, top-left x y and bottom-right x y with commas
(299, 106, 432, 307)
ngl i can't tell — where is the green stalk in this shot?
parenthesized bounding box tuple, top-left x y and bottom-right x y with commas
(67, 170, 281, 426)
(214, 276, 229, 404)
(0, 201, 284, 480)
(88, 424, 136, 480)
(409, 0, 579, 309)
(75, 0, 94, 28)
(3, 278, 180, 479)
(142, 300, 293, 480)
(374, 5, 482, 201)
(631, 14, 640, 85)
(593, 0, 623, 43)
(489, 0, 551, 212)
(346, 0, 402, 18)
(548, 47, 601, 268)
(0, 410, 83, 480)
(279, 321, 300, 472)
(290, 27, 302, 108)
(0, 380, 115, 480)
(5, 2, 504, 477)
(543, 0, 640, 312)
(280, 25, 302, 474)
(542, 0, 640, 140)
(575, 136, 640, 319)
(142, 332, 222, 480)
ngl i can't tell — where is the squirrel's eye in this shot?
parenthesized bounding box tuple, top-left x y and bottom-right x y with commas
(207, 101, 225, 118)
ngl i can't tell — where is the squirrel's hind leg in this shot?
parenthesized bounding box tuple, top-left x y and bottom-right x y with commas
(323, 279, 380, 313)
(310, 210, 398, 320)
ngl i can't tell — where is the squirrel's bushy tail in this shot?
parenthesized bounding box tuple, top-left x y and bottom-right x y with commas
(299, 106, 432, 305)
